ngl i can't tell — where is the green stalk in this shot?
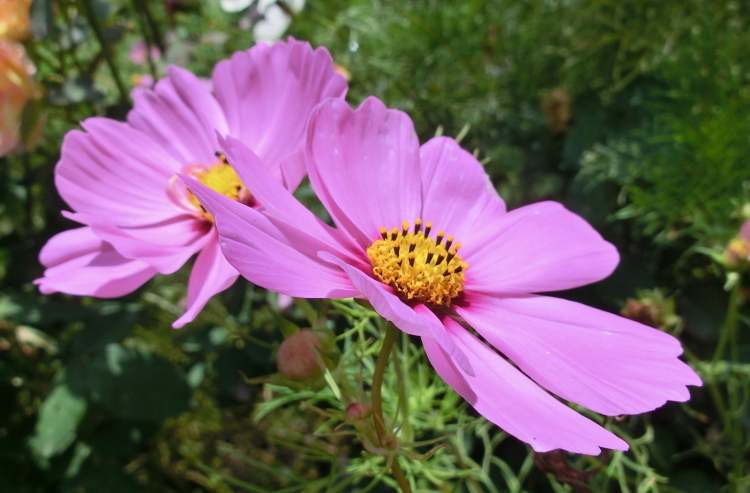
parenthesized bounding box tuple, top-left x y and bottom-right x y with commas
(79, 0, 129, 105)
(371, 323, 412, 493)
(130, 0, 159, 81)
(394, 332, 412, 441)
(133, 0, 165, 52)
(710, 280, 744, 485)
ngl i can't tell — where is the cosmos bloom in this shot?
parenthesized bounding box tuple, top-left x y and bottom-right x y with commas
(36, 39, 347, 328)
(0, 0, 31, 41)
(188, 97, 701, 454)
(128, 40, 161, 66)
(0, 40, 40, 156)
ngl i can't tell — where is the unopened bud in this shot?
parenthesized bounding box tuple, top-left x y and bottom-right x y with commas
(276, 330, 322, 381)
(346, 402, 371, 421)
(541, 88, 572, 134)
(621, 299, 662, 328)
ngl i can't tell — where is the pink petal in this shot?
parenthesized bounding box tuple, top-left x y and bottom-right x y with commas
(212, 38, 347, 167)
(127, 68, 223, 165)
(220, 136, 365, 266)
(184, 177, 358, 298)
(422, 317, 628, 454)
(279, 148, 306, 192)
(36, 227, 156, 298)
(69, 211, 211, 275)
(740, 220, 750, 243)
(463, 201, 619, 294)
(55, 119, 182, 227)
(318, 252, 473, 374)
(305, 97, 422, 248)
(172, 232, 238, 328)
(457, 293, 701, 416)
(419, 137, 507, 245)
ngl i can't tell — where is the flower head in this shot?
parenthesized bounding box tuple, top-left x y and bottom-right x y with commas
(36, 39, 347, 328)
(128, 40, 161, 66)
(0, 40, 39, 156)
(0, 0, 31, 41)
(187, 97, 701, 454)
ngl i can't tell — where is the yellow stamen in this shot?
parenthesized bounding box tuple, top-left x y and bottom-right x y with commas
(366, 219, 466, 306)
(188, 153, 250, 221)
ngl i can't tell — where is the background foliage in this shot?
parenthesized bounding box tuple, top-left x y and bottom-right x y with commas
(1, 0, 749, 491)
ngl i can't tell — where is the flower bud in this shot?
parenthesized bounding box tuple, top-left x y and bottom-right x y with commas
(276, 329, 322, 381)
(346, 402, 371, 421)
(621, 298, 662, 328)
(541, 88, 572, 135)
(620, 290, 680, 331)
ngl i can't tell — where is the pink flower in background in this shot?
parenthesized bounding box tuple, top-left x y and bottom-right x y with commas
(188, 97, 701, 453)
(741, 220, 750, 243)
(36, 39, 347, 328)
(128, 40, 161, 66)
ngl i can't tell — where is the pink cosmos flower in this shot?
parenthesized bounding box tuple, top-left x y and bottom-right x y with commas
(187, 96, 702, 454)
(36, 39, 347, 328)
(128, 40, 161, 66)
(742, 220, 750, 243)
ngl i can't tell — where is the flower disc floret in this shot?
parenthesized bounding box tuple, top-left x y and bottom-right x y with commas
(366, 218, 466, 306)
(188, 153, 250, 221)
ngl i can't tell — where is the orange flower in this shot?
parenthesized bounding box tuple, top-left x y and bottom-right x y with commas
(0, 0, 32, 41)
(0, 40, 40, 156)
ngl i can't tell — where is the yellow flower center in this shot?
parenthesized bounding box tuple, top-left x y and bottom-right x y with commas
(366, 219, 467, 306)
(188, 153, 250, 222)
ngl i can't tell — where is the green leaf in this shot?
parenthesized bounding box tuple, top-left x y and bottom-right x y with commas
(66, 344, 191, 422)
(28, 384, 87, 464)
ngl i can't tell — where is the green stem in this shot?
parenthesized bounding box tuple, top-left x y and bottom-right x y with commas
(390, 458, 412, 493)
(133, 0, 165, 52)
(713, 281, 740, 362)
(394, 332, 411, 441)
(370, 323, 412, 493)
(80, 0, 129, 105)
(710, 280, 744, 485)
(130, 0, 159, 81)
(371, 323, 397, 445)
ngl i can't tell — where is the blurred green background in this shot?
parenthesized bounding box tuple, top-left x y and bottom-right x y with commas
(1, 0, 749, 491)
